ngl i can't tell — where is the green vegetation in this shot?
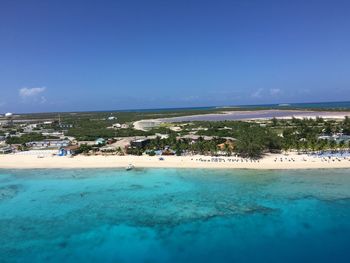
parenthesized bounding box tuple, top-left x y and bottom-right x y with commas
(2, 108, 350, 158)
(131, 117, 350, 158)
(140, 122, 282, 158)
(5, 133, 59, 145)
(142, 134, 224, 156)
(67, 126, 148, 141)
(75, 144, 93, 154)
(270, 117, 350, 152)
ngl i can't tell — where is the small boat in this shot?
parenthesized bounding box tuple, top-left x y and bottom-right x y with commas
(126, 164, 134, 171)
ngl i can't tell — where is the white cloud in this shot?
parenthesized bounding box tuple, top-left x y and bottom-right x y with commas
(19, 87, 47, 104)
(19, 87, 46, 98)
(270, 88, 281, 96)
(251, 88, 263, 98)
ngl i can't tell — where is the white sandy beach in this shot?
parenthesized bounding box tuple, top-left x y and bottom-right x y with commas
(158, 110, 350, 123)
(1, 153, 350, 170)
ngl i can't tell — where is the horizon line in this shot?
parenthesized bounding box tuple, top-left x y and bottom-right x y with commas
(2, 99, 350, 115)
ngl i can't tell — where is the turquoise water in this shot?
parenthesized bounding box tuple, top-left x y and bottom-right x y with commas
(1, 168, 350, 263)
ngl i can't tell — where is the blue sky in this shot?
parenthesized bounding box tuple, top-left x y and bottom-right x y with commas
(1, 0, 350, 113)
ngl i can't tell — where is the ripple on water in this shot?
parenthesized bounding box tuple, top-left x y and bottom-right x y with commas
(1, 168, 350, 263)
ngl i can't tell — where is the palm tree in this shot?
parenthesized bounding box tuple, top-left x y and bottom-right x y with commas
(300, 140, 308, 153)
(116, 146, 123, 155)
(339, 140, 345, 154)
(223, 143, 232, 156)
(154, 136, 161, 148)
(329, 140, 337, 153)
(235, 131, 264, 158)
(206, 141, 215, 156)
(309, 139, 317, 153)
(294, 141, 301, 154)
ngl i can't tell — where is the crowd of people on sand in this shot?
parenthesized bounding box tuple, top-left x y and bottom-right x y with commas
(189, 153, 350, 165)
(318, 156, 350, 163)
(274, 157, 296, 162)
(308, 152, 350, 163)
(309, 155, 350, 163)
(191, 156, 261, 163)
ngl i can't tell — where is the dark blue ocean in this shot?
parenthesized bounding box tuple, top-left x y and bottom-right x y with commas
(239, 101, 350, 110)
(1, 168, 350, 263)
(89, 100, 350, 113)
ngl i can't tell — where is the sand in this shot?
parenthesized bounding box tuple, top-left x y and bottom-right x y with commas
(1, 153, 350, 170)
(132, 110, 350, 130)
(157, 110, 350, 123)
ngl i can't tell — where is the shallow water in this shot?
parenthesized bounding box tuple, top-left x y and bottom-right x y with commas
(0, 168, 350, 263)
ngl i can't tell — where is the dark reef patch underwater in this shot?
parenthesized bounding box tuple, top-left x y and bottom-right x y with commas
(0, 168, 350, 263)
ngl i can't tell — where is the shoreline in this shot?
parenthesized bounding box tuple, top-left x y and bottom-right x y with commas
(1, 153, 350, 170)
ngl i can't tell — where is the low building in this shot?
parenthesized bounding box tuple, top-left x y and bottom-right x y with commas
(178, 135, 214, 141)
(95, 138, 106, 146)
(169, 126, 182, 132)
(155, 133, 169, 139)
(318, 135, 332, 140)
(59, 123, 73, 129)
(112, 123, 122, 129)
(100, 146, 116, 152)
(336, 135, 350, 143)
(26, 139, 70, 149)
(130, 138, 150, 148)
(106, 138, 116, 144)
(318, 134, 350, 142)
(41, 131, 65, 137)
(23, 124, 39, 133)
(135, 120, 161, 131)
(162, 148, 175, 155)
(58, 145, 79, 156)
(0, 146, 12, 154)
(217, 140, 235, 151)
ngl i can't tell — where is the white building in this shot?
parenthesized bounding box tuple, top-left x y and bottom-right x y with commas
(112, 123, 122, 128)
(25, 139, 70, 149)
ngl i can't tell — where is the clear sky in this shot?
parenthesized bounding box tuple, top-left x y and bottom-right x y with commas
(1, 0, 350, 113)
